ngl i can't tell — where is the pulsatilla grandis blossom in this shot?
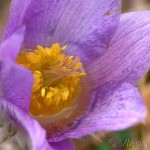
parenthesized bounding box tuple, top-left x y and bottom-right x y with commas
(0, 0, 150, 149)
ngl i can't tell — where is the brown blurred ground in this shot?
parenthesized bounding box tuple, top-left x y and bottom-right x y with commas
(122, 0, 150, 12)
(0, 0, 11, 37)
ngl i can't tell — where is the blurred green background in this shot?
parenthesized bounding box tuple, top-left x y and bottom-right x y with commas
(1, 0, 150, 150)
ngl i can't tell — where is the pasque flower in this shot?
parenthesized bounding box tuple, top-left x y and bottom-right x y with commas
(0, 0, 150, 149)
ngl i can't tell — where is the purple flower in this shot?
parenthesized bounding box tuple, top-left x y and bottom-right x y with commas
(1, 0, 149, 149)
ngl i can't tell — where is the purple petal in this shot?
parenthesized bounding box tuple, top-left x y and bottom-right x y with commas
(4, 0, 121, 64)
(87, 11, 150, 87)
(0, 27, 25, 61)
(0, 99, 52, 150)
(0, 59, 33, 112)
(50, 139, 75, 150)
(50, 82, 146, 141)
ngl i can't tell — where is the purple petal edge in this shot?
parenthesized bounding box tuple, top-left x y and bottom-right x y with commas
(0, 26, 25, 61)
(88, 11, 150, 87)
(49, 82, 146, 141)
(0, 99, 52, 150)
(50, 139, 75, 150)
(4, 0, 121, 65)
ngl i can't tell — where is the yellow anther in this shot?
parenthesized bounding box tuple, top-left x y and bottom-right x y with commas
(37, 45, 45, 51)
(75, 63, 82, 68)
(41, 88, 46, 97)
(47, 92, 53, 99)
(78, 73, 86, 76)
(63, 90, 69, 100)
(34, 71, 41, 76)
(69, 56, 73, 60)
(50, 87, 55, 92)
(62, 45, 67, 50)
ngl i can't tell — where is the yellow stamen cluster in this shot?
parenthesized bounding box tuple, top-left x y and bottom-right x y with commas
(17, 44, 86, 116)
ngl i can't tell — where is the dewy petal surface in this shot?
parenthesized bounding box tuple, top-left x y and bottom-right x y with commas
(50, 83, 146, 140)
(0, 99, 52, 150)
(4, 0, 121, 64)
(88, 11, 150, 87)
(50, 139, 75, 150)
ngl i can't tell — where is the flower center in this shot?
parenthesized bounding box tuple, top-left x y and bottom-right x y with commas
(17, 43, 86, 116)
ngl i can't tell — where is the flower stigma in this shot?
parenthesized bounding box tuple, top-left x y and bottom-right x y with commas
(17, 44, 86, 116)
